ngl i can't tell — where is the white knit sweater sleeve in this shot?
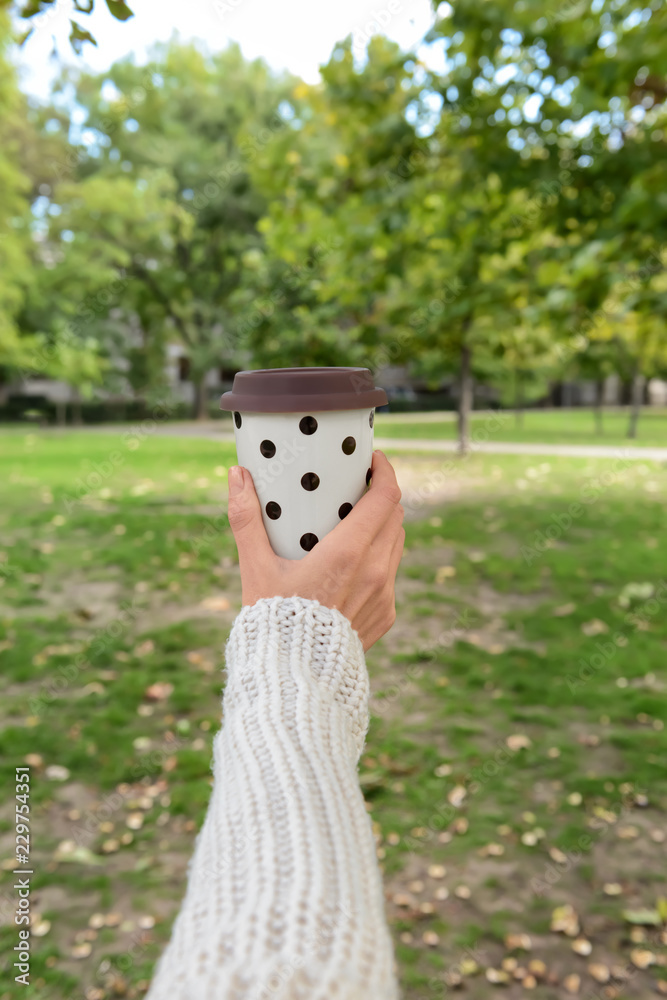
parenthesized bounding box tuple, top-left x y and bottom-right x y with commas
(145, 596, 399, 1000)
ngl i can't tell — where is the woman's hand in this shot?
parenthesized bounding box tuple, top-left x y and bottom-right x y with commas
(226, 450, 405, 651)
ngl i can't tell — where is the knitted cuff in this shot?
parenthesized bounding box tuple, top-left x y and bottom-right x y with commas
(224, 596, 370, 755)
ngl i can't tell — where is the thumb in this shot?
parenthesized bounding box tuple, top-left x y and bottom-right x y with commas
(227, 466, 274, 563)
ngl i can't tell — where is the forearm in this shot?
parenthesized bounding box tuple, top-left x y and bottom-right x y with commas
(146, 597, 398, 1000)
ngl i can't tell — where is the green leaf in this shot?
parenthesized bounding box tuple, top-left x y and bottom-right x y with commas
(622, 909, 661, 926)
(54, 844, 103, 866)
(69, 19, 97, 53)
(105, 0, 134, 21)
(19, 0, 47, 19)
(657, 898, 667, 924)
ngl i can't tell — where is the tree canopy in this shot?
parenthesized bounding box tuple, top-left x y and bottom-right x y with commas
(1, 1, 665, 442)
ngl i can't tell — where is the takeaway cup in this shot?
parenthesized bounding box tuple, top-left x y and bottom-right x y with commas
(220, 367, 388, 559)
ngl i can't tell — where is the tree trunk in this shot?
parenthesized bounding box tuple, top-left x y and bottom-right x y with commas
(55, 400, 67, 427)
(594, 378, 605, 436)
(627, 364, 644, 439)
(193, 372, 208, 420)
(458, 341, 473, 456)
(71, 390, 82, 426)
(514, 370, 524, 428)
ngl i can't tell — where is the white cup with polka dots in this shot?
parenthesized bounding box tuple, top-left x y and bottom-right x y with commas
(220, 367, 388, 560)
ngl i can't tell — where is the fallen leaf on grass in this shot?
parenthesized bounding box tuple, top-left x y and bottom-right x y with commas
(553, 603, 576, 617)
(435, 566, 456, 584)
(571, 938, 592, 956)
(485, 968, 510, 984)
(70, 943, 92, 959)
(479, 842, 505, 857)
(200, 595, 231, 611)
(581, 619, 609, 636)
(448, 785, 467, 807)
(45, 765, 70, 781)
(505, 933, 531, 951)
(507, 734, 532, 751)
(144, 682, 174, 702)
(126, 812, 144, 830)
(588, 963, 610, 984)
(551, 905, 580, 937)
(54, 841, 103, 866)
(630, 949, 656, 969)
(563, 973, 581, 994)
(134, 640, 155, 657)
(603, 883, 623, 896)
(577, 734, 600, 747)
(623, 909, 662, 926)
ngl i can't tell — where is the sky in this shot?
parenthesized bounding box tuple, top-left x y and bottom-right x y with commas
(15, 0, 438, 100)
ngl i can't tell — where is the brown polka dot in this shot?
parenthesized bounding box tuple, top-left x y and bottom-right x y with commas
(299, 416, 318, 435)
(301, 472, 320, 491)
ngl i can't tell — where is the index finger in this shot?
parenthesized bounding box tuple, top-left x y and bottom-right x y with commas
(329, 450, 402, 546)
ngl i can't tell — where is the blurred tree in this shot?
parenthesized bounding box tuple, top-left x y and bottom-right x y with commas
(41, 41, 294, 416)
(426, 0, 666, 439)
(3, 0, 133, 51)
(0, 10, 34, 372)
(568, 335, 633, 435)
(243, 37, 425, 373)
(36, 324, 107, 423)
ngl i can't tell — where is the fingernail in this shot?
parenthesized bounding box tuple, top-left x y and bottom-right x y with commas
(228, 466, 244, 496)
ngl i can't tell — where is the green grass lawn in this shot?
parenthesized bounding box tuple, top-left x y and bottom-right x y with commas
(375, 406, 667, 447)
(0, 430, 666, 999)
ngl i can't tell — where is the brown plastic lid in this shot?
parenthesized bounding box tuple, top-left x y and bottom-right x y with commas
(220, 367, 387, 413)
